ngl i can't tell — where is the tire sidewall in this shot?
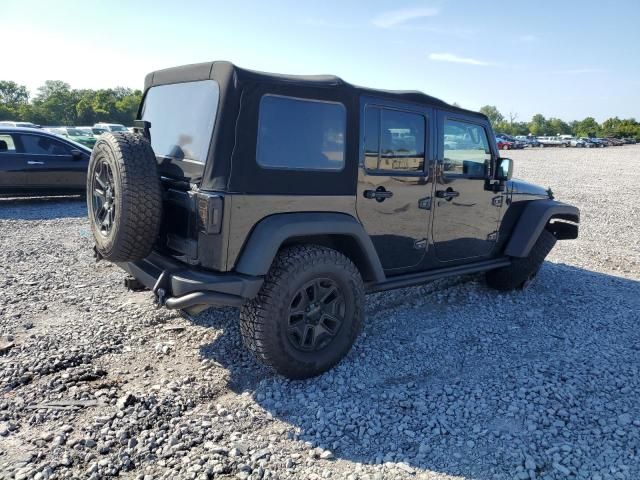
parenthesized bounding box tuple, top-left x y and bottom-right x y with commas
(87, 138, 124, 257)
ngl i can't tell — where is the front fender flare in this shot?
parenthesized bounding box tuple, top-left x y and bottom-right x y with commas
(234, 212, 386, 282)
(504, 199, 580, 258)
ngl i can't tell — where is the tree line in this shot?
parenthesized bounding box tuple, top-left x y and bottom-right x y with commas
(2, 79, 638, 139)
(0, 80, 142, 127)
(479, 105, 640, 140)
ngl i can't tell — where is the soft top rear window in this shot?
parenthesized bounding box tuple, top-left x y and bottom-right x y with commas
(141, 79, 219, 164)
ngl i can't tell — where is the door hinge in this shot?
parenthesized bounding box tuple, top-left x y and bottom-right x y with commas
(492, 196, 504, 207)
(414, 239, 428, 250)
(418, 197, 432, 210)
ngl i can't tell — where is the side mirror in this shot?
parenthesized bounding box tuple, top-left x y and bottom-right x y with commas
(496, 157, 513, 181)
(70, 149, 84, 160)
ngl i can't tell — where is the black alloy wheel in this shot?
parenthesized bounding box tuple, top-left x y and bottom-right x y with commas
(92, 160, 116, 236)
(287, 278, 345, 352)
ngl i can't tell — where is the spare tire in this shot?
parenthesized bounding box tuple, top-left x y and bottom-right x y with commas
(87, 132, 162, 262)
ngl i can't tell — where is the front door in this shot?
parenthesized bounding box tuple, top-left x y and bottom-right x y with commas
(431, 113, 502, 262)
(356, 99, 433, 273)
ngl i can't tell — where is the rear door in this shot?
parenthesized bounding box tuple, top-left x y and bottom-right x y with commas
(16, 134, 86, 190)
(356, 97, 434, 273)
(431, 112, 502, 262)
(0, 133, 28, 191)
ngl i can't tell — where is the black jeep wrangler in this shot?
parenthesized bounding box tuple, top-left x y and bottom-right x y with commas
(87, 61, 579, 379)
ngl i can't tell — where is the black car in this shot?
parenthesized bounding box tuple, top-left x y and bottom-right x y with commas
(86, 61, 580, 379)
(0, 127, 91, 195)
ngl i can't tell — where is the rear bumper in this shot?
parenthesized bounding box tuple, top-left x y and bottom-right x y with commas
(117, 252, 263, 310)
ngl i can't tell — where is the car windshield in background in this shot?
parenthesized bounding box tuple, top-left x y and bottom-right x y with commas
(141, 79, 219, 164)
(67, 128, 84, 136)
(110, 126, 128, 132)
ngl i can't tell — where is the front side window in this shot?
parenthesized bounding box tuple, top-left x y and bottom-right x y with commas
(20, 135, 71, 155)
(257, 95, 346, 171)
(0, 134, 16, 153)
(363, 106, 425, 173)
(443, 119, 491, 177)
(141, 79, 220, 164)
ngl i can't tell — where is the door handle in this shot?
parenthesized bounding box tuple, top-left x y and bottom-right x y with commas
(27, 161, 44, 165)
(435, 189, 460, 200)
(363, 187, 394, 202)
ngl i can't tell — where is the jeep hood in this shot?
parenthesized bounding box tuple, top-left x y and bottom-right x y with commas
(507, 179, 551, 198)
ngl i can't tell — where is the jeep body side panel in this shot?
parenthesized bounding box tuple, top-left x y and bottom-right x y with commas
(225, 195, 357, 271)
(504, 199, 580, 257)
(233, 212, 386, 283)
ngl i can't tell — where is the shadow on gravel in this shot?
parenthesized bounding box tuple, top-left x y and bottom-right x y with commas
(195, 262, 640, 479)
(0, 196, 86, 220)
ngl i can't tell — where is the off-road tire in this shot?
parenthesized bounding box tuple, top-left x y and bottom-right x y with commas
(486, 229, 557, 291)
(87, 132, 162, 262)
(240, 245, 365, 379)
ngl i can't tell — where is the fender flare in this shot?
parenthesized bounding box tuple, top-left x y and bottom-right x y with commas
(505, 199, 580, 258)
(234, 212, 386, 282)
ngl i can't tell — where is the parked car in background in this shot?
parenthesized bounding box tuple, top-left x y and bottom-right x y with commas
(0, 127, 91, 195)
(595, 138, 613, 146)
(579, 137, 597, 148)
(537, 136, 569, 147)
(559, 135, 587, 147)
(0, 121, 41, 129)
(605, 137, 625, 146)
(622, 137, 637, 144)
(496, 134, 525, 149)
(515, 135, 541, 148)
(495, 136, 515, 150)
(51, 127, 97, 148)
(75, 126, 96, 136)
(93, 123, 128, 133)
(587, 138, 606, 147)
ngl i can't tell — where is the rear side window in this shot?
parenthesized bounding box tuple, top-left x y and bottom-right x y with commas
(141, 80, 219, 164)
(256, 95, 346, 171)
(0, 134, 16, 152)
(363, 106, 426, 173)
(20, 135, 71, 155)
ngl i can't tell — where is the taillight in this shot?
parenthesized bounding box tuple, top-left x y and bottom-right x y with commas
(196, 193, 223, 234)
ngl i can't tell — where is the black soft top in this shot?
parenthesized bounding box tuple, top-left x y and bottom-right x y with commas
(143, 61, 482, 118)
(141, 61, 488, 193)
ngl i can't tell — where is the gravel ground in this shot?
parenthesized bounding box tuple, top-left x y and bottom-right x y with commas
(1, 146, 639, 480)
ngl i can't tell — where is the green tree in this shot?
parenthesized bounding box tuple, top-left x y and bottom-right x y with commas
(574, 117, 600, 138)
(547, 118, 571, 135)
(479, 105, 504, 126)
(528, 114, 548, 136)
(32, 80, 77, 125)
(0, 81, 29, 108)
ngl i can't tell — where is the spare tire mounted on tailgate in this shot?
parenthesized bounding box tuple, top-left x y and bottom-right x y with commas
(87, 132, 162, 262)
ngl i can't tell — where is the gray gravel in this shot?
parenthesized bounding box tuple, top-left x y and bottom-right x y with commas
(1, 146, 639, 480)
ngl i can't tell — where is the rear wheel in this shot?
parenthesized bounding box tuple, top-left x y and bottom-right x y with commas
(486, 229, 557, 291)
(240, 245, 364, 379)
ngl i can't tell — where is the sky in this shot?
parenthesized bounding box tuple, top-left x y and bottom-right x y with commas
(3, 0, 639, 122)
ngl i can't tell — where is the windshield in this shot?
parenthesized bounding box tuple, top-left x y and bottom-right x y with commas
(110, 125, 128, 132)
(67, 128, 84, 136)
(141, 79, 219, 164)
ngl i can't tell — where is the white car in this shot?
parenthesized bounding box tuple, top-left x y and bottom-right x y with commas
(93, 123, 129, 133)
(0, 121, 41, 129)
(537, 136, 569, 147)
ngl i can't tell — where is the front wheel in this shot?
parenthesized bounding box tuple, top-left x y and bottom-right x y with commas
(486, 229, 557, 291)
(240, 245, 364, 379)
